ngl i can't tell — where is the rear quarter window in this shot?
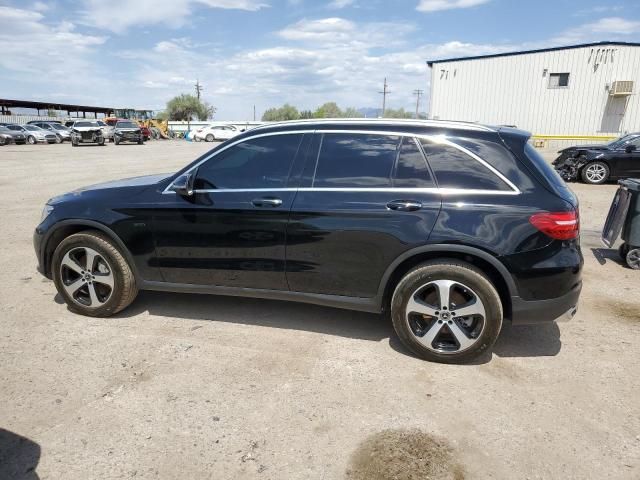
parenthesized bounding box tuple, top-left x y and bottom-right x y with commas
(524, 143, 567, 190)
(420, 139, 511, 191)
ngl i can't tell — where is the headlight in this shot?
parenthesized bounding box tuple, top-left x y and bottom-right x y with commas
(40, 205, 54, 222)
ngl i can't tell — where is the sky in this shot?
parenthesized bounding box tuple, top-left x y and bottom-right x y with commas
(1, 0, 639, 120)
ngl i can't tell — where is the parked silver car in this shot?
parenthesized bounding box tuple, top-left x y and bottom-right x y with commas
(29, 121, 72, 143)
(5, 124, 57, 144)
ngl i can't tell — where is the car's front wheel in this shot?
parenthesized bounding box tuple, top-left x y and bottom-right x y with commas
(52, 231, 138, 317)
(27, 135, 36, 145)
(581, 161, 610, 184)
(391, 260, 503, 364)
(205, 134, 214, 142)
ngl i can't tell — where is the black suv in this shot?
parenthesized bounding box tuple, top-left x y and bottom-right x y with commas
(33, 120, 582, 363)
(114, 120, 144, 145)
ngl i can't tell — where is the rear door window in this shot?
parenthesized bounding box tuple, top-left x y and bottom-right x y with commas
(393, 137, 435, 188)
(420, 139, 511, 191)
(313, 133, 400, 188)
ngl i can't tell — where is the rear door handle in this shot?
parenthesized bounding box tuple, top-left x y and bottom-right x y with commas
(252, 197, 283, 208)
(387, 200, 423, 212)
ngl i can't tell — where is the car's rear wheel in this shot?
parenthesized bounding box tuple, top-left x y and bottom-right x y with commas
(581, 161, 610, 184)
(206, 134, 214, 142)
(391, 260, 503, 364)
(27, 135, 36, 145)
(52, 232, 138, 317)
(626, 247, 640, 270)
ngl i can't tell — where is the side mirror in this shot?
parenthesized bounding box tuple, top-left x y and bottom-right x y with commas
(625, 144, 637, 153)
(171, 172, 196, 197)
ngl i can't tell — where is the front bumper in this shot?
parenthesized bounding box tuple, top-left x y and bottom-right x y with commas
(510, 281, 582, 325)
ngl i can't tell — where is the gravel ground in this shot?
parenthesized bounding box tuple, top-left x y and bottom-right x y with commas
(0, 141, 638, 480)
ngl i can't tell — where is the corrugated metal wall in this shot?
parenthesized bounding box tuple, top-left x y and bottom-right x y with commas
(429, 45, 640, 142)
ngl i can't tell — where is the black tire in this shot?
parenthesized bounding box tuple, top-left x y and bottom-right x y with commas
(205, 134, 214, 142)
(27, 135, 36, 145)
(98, 138, 105, 146)
(114, 138, 119, 145)
(619, 243, 630, 261)
(581, 161, 610, 185)
(52, 231, 138, 317)
(55, 135, 62, 144)
(391, 260, 503, 364)
(138, 138, 144, 145)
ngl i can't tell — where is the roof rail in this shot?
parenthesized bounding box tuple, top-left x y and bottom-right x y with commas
(250, 118, 495, 132)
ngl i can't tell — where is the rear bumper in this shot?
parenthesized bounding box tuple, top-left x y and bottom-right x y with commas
(510, 281, 582, 325)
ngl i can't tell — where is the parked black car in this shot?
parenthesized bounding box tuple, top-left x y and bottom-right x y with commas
(114, 120, 144, 145)
(0, 125, 22, 145)
(553, 133, 640, 184)
(33, 120, 582, 363)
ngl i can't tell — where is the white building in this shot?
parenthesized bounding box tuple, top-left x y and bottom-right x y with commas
(427, 41, 640, 149)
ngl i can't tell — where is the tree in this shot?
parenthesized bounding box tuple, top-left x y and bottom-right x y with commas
(342, 107, 362, 118)
(382, 107, 413, 119)
(261, 103, 300, 121)
(299, 110, 314, 119)
(314, 102, 342, 118)
(165, 94, 216, 126)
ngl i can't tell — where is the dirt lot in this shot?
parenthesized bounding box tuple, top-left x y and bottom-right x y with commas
(0, 141, 638, 480)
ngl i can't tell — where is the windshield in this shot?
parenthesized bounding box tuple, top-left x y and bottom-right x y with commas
(97, 121, 106, 126)
(51, 124, 69, 130)
(75, 121, 98, 127)
(116, 122, 138, 129)
(608, 134, 635, 149)
(0, 126, 10, 132)
(24, 125, 42, 131)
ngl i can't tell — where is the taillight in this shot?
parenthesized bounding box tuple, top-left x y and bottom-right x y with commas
(529, 211, 579, 240)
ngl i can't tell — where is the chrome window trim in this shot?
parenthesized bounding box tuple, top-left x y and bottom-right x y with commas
(163, 129, 520, 195)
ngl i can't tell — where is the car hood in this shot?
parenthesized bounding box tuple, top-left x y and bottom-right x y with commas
(48, 173, 171, 205)
(4, 131, 25, 137)
(72, 126, 102, 131)
(559, 144, 610, 153)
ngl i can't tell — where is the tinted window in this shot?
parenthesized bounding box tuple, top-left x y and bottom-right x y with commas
(420, 139, 510, 191)
(313, 133, 400, 188)
(523, 143, 568, 190)
(393, 137, 435, 188)
(195, 134, 302, 190)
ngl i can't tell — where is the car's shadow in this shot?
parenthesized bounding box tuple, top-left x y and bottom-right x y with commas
(110, 291, 562, 363)
(0, 429, 41, 480)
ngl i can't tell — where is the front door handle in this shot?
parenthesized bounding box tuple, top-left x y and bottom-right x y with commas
(387, 200, 423, 212)
(252, 197, 283, 208)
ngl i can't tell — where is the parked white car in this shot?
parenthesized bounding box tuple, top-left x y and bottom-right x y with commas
(193, 125, 239, 142)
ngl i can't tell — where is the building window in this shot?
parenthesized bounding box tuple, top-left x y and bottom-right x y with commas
(549, 72, 570, 88)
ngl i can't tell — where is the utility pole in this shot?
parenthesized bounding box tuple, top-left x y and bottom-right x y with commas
(253, 105, 256, 121)
(413, 89, 424, 119)
(379, 78, 390, 117)
(194, 79, 203, 100)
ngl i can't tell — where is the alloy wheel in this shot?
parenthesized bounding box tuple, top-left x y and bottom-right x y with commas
(627, 248, 640, 270)
(585, 164, 607, 183)
(59, 247, 115, 308)
(405, 280, 486, 354)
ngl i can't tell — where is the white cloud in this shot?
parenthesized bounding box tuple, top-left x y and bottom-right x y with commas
(328, 0, 355, 9)
(553, 16, 640, 44)
(80, 0, 268, 33)
(278, 17, 355, 41)
(416, 0, 491, 12)
(32, 1, 51, 11)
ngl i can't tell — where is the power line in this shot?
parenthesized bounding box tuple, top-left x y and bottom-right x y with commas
(378, 78, 391, 117)
(194, 79, 203, 100)
(413, 89, 424, 119)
